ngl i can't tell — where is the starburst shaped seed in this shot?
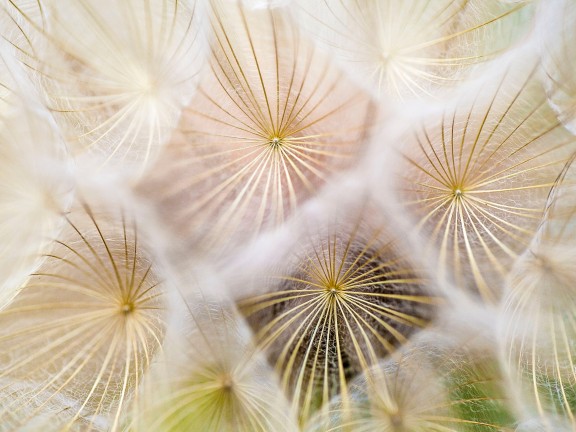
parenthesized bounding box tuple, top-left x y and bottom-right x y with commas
(501, 155, 576, 426)
(4, 0, 205, 174)
(294, 0, 534, 100)
(239, 222, 435, 422)
(133, 302, 297, 432)
(396, 60, 576, 302)
(140, 0, 375, 251)
(307, 340, 515, 432)
(0, 202, 166, 431)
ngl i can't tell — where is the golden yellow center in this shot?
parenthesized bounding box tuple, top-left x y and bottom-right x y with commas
(219, 374, 234, 392)
(121, 302, 135, 315)
(269, 137, 282, 148)
(325, 283, 343, 297)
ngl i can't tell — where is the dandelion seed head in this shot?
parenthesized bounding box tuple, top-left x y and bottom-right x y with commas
(500, 153, 576, 422)
(295, 0, 534, 100)
(5, 0, 207, 175)
(502, 250, 576, 422)
(134, 302, 297, 432)
(392, 60, 576, 302)
(0, 203, 167, 429)
(307, 339, 513, 431)
(239, 220, 435, 421)
(0, 0, 573, 429)
(140, 2, 374, 251)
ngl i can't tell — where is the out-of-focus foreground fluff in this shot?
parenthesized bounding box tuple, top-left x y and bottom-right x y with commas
(0, 0, 575, 431)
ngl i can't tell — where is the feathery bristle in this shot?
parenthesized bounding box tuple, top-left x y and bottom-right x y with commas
(238, 217, 435, 422)
(5, 0, 206, 174)
(501, 154, 576, 426)
(0, 201, 166, 431)
(294, 0, 534, 100)
(394, 58, 576, 302)
(0, 43, 72, 311)
(307, 338, 515, 431)
(133, 301, 297, 432)
(140, 0, 375, 251)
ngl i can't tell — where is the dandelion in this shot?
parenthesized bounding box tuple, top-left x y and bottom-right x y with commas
(1, 0, 576, 430)
(306, 337, 515, 431)
(133, 301, 297, 432)
(294, 0, 534, 100)
(500, 155, 576, 428)
(140, 0, 375, 251)
(4, 0, 206, 175)
(0, 201, 166, 431)
(238, 217, 435, 422)
(393, 58, 576, 302)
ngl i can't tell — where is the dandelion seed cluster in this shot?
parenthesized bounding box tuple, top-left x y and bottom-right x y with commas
(1, 0, 576, 431)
